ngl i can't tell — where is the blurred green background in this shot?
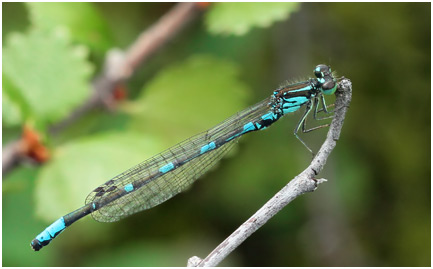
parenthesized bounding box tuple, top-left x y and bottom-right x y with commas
(2, 2, 430, 266)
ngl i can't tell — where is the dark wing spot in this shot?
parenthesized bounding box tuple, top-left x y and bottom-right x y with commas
(106, 186, 117, 192)
(93, 187, 104, 193)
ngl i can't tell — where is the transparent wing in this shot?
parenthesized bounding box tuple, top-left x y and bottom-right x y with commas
(90, 138, 238, 222)
(85, 97, 272, 222)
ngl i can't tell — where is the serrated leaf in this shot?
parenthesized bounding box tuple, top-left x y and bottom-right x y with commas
(206, 2, 300, 36)
(26, 2, 113, 53)
(3, 29, 93, 129)
(126, 55, 250, 145)
(35, 132, 164, 221)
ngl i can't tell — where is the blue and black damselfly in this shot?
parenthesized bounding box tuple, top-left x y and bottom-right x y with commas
(30, 64, 338, 251)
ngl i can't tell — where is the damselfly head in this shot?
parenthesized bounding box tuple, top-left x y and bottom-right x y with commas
(314, 64, 332, 78)
(314, 65, 337, 95)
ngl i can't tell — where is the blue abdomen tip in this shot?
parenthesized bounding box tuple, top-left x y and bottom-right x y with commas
(32, 217, 66, 250)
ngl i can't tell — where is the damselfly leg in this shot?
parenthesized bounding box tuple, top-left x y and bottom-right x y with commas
(314, 95, 334, 120)
(294, 96, 334, 155)
(294, 100, 315, 154)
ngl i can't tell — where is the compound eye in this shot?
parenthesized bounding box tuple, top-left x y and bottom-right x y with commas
(314, 64, 331, 78)
(322, 80, 337, 95)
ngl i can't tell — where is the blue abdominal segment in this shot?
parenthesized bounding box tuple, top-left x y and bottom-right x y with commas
(242, 122, 256, 133)
(124, 183, 134, 192)
(159, 162, 175, 174)
(225, 121, 259, 142)
(200, 142, 216, 154)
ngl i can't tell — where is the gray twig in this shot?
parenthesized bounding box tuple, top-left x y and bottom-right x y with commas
(188, 78, 352, 267)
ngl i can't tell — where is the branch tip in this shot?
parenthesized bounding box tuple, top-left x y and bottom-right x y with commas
(187, 256, 203, 267)
(191, 77, 352, 267)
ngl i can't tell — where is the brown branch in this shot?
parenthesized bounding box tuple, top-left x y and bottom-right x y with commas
(50, 2, 201, 133)
(2, 140, 22, 176)
(3, 3, 203, 176)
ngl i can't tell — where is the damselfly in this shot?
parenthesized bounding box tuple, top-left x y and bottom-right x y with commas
(30, 64, 338, 251)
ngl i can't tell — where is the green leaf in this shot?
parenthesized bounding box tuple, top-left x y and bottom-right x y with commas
(206, 3, 300, 36)
(35, 132, 164, 221)
(2, 76, 24, 127)
(126, 55, 250, 145)
(3, 29, 93, 129)
(25, 2, 113, 53)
